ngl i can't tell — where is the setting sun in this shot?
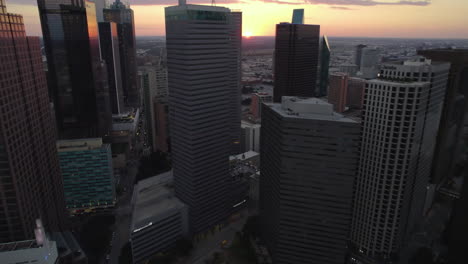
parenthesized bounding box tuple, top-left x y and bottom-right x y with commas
(244, 31, 253, 38)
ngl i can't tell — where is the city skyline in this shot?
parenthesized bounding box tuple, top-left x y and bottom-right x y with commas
(6, 0, 468, 39)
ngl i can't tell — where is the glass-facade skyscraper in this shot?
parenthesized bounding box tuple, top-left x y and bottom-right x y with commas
(319, 35, 331, 96)
(38, 0, 112, 139)
(0, 0, 67, 242)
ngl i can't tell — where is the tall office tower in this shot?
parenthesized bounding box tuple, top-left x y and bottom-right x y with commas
(359, 47, 380, 79)
(347, 77, 365, 109)
(355, 44, 367, 69)
(291, 8, 304, 24)
(318, 35, 331, 96)
(94, 0, 105, 22)
(349, 58, 449, 264)
(328, 72, 348, 113)
(99, 22, 124, 114)
(273, 10, 320, 102)
(260, 97, 360, 264)
(417, 49, 468, 184)
(38, 0, 112, 139)
(104, 0, 139, 107)
(165, 1, 242, 234)
(0, 0, 67, 242)
(229, 11, 242, 154)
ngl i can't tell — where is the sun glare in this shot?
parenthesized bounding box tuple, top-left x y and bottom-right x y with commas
(244, 31, 253, 38)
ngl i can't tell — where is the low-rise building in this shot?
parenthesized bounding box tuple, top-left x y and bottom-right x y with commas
(130, 171, 188, 263)
(57, 138, 115, 214)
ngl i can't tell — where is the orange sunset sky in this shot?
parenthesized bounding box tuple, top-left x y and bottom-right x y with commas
(6, 0, 468, 38)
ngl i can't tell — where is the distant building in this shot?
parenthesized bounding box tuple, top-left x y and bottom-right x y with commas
(130, 172, 188, 264)
(250, 93, 273, 120)
(241, 121, 261, 153)
(260, 97, 360, 264)
(1, 0, 67, 242)
(104, 0, 139, 107)
(359, 47, 380, 79)
(153, 101, 170, 153)
(355, 44, 367, 69)
(350, 58, 449, 263)
(165, 2, 241, 234)
(57, 138, 115, 214)
(319, 36, 331, 96)
(273, 16, 320, 102)
(338, 64, 359, 77)
(110, 108, 140, 159)
(228, 151, 259, 214)
(291, 9, 304, 24)
(328, 72, 349, 113)
(99, 21, 124, 114)
(347, 77, 365, 109)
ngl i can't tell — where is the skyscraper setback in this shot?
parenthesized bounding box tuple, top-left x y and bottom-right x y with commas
(104, 0, 139, 107)
(350, 58, 449, 263)
(0, 0, 67, 242)
(165, 2, 242, 234)
(38, 0, 112, 139)
(273, 12, 320, 102)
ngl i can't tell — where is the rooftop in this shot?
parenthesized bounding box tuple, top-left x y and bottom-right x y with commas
(230, 150, 259, 162)
(166, 3, 230, 13)
(131, 171, 186, 232)
(112, 108, 140, 132)
(270, 97, 357, 123)
(57, 138, 104, 152)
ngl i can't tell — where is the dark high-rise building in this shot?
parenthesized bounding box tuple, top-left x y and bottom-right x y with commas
(260, 97, 360, 264)
(0, 0, 67, 242)
(104, 0, 139, 107)
(165, 2, 241, 234)
(417, 49, 468, 184)
(273, 17, 320, 102)
(99, 21, 124, 114)
(38, 0, 112, 139)
(229, 11, 242, 154)
(350, 58, 449, 264)
(355, 44, 367, 69)
(318, 35, 331, 96)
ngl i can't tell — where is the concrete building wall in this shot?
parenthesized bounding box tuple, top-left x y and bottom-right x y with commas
(328, 72, 348, 113)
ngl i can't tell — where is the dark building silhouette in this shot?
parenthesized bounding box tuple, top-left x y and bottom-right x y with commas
(0, 0, 67, 242)
(104, 0, 139, 107)
(273, 22, 320, 102)
(319, 35, 331, 96)
(229, 11, 242, 154)
(417, 49, 468, 184)
(260, 97, 360, 264)
(165, 2, 241, 235)
(99, 21, 124, 114)
(38, 0, 112, 139)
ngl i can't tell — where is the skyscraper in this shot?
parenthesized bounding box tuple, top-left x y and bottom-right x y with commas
(328, 72, 348, 113)
(38, 0, 112, 139)
(359, 47, 380, 79)
(229, 11, 242, 154)
(417, 49, 468, 184)
(0, 0, 67, 242)
(319, 35, 331, 96)
(347, 77, 366, 109)
(260, 97, 360, 264)
(273, 11, 320, 102)
(99, 21, 124, 114)
(355, 44, 367, 69)
(349, 58, 449, 263)
(165, 2, 242, 234)
(104, 0, 139, 107)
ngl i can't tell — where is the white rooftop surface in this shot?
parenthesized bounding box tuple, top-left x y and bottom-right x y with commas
(230, 150, 259, 161)
(271, 97, 357, 123)
(131, 171, 185, 232)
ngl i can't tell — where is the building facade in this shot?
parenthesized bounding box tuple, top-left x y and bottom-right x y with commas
(57, 138, 115, 214)
(359, 47, 380, 79)
(0, 0, 67, 242)
(104, 0, 139, 107)
(241, 121, 261, 153)
(38, 0, 112, 139)
(99, 21, 124, 114)
(260, 97, 361, 264)
(273, 22, 320, 102)
(328, 72, 348, 113)
(347, 77, 366, 109)
(355, 44, 367, 69)
(250, 92, 272, 120)
(319, 35, 331, 96)
(349, 58, 449, 263)
(165, 2, 242, 234)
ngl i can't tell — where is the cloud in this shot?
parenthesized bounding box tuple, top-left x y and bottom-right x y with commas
(260, 0, 431, 6)
(330, 6, 353, 9)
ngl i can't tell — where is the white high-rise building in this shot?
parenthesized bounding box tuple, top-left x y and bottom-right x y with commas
(350, 58, 449, 263)
(165, 1, 242, 234)
(359, 48, 380, 79)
